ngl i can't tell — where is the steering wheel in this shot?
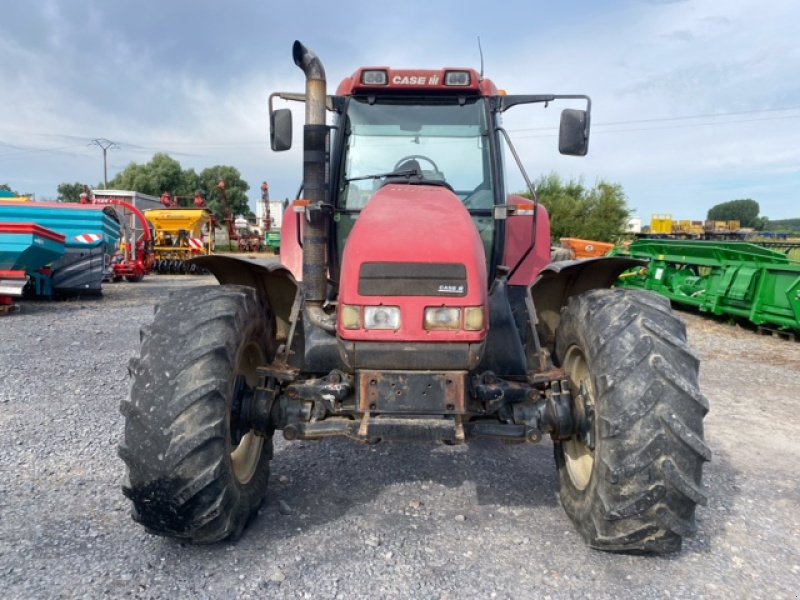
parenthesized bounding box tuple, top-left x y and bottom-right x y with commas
(393, 154, 441, 174)
(387, 154, 454, 192)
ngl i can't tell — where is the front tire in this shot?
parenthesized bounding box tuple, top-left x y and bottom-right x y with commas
(554, 289, 710, 553)
(119, 285, 275, 543)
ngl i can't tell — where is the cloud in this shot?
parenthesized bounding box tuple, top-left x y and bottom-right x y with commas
(660, 29, 695, 42)
(1, 0, 799, 219)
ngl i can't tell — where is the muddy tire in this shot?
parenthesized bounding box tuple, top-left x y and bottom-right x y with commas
(119, 285, 275, 543)
(554, 288, 710, 553)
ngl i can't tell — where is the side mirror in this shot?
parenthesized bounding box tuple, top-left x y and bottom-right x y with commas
(270, 109, 293, 151)
(558, 109, 589, 156)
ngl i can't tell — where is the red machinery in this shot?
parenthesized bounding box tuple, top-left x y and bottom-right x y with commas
(121, 41, 707, 555)
(260, 181, 271, 232)
(80, 192, 154, 282)
(216, 180, 238, 244)
(160, 192, 207, 208)
(217, 180, 264, 252)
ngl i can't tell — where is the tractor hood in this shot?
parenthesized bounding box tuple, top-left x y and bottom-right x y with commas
(337, 184, 488, 342)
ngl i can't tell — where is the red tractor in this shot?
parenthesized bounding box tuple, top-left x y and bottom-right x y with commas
(80, 192, 154, 282)
(120, 42, 708, 553)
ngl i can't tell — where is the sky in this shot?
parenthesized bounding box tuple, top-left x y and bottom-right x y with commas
(1, 0, 799, 221)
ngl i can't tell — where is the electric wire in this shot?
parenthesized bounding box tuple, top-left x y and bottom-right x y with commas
(1, 107, 798, 158)
(507, 105, 800, 133)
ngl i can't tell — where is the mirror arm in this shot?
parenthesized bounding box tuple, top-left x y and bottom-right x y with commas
(499, 94, 591, 114)
(268, 92, 339, 115)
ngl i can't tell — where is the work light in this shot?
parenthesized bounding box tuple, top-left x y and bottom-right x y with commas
(361, 70, 388, 85)
(444, 71, 470, 86)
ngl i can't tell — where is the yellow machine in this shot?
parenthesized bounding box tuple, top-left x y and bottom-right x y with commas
(143, 208, 215, 273)
(649, 215, 740, 239)
(650, 214, 673, 235)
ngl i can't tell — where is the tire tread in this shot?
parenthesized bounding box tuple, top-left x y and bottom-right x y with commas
(119, 284, 273, 543)
(554, 288, 709, 554)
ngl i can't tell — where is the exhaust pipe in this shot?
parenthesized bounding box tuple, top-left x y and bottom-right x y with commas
(293, 40, 334, 331)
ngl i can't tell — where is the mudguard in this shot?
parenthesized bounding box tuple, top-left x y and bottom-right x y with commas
(530, 257, 643, 349)
(190, 255, 298, 343)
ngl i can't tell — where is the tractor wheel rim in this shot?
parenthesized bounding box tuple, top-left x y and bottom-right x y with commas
(563, 345, 595, 491)
(230, 340, 265, 485)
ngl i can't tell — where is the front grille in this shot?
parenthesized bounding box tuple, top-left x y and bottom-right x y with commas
(358, 262, 467, 297)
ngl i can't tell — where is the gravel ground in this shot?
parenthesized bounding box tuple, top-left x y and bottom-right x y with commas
(1, 275, 799, 599)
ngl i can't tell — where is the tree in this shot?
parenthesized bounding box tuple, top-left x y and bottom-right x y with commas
(764, 218, 800, 234)
(108, 153, 186, 197)
(526, 173, 630, 243)
(57, 182, 86, 203)
(707, 199, 762, 228)
(105, 154, 253, 219)
(0, 183, 14, 192)
(198, 165, 252, 220)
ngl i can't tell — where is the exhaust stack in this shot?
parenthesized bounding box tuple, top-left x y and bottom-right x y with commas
(293, 40, 334, 330)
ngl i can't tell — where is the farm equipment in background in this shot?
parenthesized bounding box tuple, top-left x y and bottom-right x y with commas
(259, 181, 283, 254)
(0, 200, 120, 296)
(143, 207, 214, 274)
(557, 237, 615, 259)
(612, 238, 800, 335)
(645, 214, 745, 240)
(0, 223, 65, 313)
(121, 41, 708, 555)
(215, 180, 241, 250)
(237, 232, 263, 253)
(80, 192, 154, 282)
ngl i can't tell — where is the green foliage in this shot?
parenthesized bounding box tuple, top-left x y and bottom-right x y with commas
(526, 173, 630, 243)
(0, 183, 13, 192)
(57, 182, 86, 203)
(109, 153, 185, 197)
(706, 199, 762, 228)
(763, 218, 800, 234)
(107, 154, 253, 219)
(198, 165, 252, 220)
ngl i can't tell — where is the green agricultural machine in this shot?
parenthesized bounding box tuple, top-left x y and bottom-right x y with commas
(613, 239, 800, 334)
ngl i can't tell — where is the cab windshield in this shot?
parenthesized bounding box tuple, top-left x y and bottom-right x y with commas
(339, 97, 494, 210)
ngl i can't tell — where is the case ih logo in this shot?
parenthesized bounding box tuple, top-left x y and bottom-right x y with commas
(392, 75, 440, 86)
(437, 284, 464, 294)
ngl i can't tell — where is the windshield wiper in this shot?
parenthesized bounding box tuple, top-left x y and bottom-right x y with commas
(344, 168, 420, 183)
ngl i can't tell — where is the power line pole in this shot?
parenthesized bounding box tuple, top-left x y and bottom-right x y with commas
(89, 138, 118, 188)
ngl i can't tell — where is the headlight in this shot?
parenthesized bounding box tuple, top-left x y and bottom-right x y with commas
(341, 304, 361, 330)
(424, 307, 461, 331)
(364, 306, 401, 330)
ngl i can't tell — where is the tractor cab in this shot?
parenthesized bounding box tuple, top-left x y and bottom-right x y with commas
(271, 65, 591, 287)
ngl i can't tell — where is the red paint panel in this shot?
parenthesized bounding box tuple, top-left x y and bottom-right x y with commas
(337, 184, 487, 342)
(503, 197, 552, 287)
(0, 201, 105, 212)
(0, 222, 66, 244)
(278, 204, 303, 281)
